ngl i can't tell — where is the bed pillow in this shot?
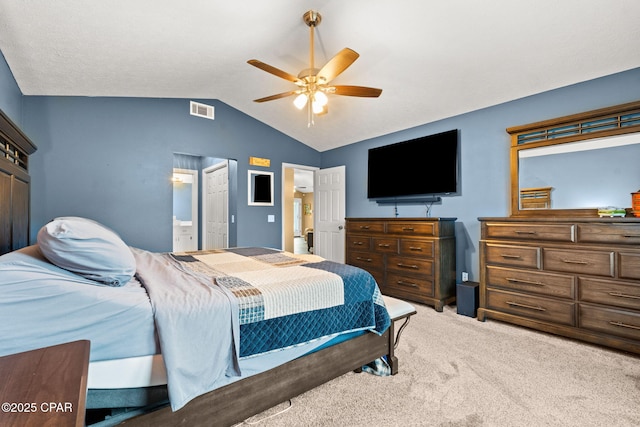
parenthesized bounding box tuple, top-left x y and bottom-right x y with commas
(37, 217, 136, 286)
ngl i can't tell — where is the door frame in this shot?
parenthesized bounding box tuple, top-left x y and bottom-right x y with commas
(281, 163, 319, 251)
(172, 168, 198, 252)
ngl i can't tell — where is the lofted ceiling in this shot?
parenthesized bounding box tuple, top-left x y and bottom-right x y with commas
(0, 1, 639, 153)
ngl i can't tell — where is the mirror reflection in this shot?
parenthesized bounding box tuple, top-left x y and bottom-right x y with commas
(518, 133, 640, 210)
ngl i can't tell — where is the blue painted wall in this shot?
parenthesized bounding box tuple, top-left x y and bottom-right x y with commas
(0, 52, 24, 126)
(321, 67, 640, 282)
(21, 96, 321, 252)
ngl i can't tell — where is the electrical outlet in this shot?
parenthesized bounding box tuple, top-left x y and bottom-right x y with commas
(462, 272, 469, 282)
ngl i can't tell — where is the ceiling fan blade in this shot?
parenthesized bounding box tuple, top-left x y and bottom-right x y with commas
(247, 59, 301, 84)
(253, 91, 298, 103)
(331, 85, 382, 97)
(316, 48, 359, 84)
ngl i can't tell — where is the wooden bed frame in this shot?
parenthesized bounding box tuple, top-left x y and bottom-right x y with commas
(111, 312, 413, 427)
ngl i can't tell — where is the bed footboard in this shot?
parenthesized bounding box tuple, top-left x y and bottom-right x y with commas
(119, 329, 392, 427)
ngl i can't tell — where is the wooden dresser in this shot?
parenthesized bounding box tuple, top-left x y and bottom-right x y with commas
(478, 217, 640, 354)
(0, 109, 37, 255)
(346, 217, 456, 311)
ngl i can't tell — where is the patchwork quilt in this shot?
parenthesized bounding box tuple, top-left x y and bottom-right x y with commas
(172, 247, 390, 357)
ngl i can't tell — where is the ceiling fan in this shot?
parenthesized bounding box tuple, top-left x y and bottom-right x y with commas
(247, 10, 382, 126)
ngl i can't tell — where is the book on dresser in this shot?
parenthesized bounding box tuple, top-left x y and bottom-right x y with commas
(478, 217, 640, 355)
(345, 217, 457, 311)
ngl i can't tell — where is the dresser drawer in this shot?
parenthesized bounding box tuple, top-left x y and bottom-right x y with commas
(347, 251, 384, 271)
(368, 269, 385, 290)
(578, 223, 640, 245)
(485, 244, 540, 269)
(346, 235, 372, 251)
(485, 223, 575, 242)
(487, 289, 575, 326)
(580, 305, 640, 341)
(346, 221, 385, 234)
(399, 239, 434, 258)
(486, 266, 575, 299)
(373, 238, 398, 253)
(387, 222, 435, 236)
(386, 272, 434, 297)
(543, 248, 613, 277)
(579, 277, 640, 310)
(619, 252, 640, 280)
(386, 255, 434, 276)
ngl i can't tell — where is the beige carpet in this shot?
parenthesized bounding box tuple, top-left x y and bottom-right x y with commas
(239, 302, 640, 427)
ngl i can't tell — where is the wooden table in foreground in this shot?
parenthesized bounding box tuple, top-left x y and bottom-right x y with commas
(0, 340, 90, 427)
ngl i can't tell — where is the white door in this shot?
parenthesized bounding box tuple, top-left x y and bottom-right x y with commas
(314, 165, 346, 263)
(203, 161, 229, 250)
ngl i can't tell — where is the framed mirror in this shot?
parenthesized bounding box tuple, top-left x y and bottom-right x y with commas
(509, 100, 640, 217)
(248, 170, 274, 206)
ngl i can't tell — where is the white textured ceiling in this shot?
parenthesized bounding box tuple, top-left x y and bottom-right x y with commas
(1, 1, 639, 152)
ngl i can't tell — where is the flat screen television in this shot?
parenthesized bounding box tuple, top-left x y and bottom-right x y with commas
(367, 129, 459, 200)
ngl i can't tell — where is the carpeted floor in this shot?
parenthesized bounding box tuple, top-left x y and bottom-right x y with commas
(238, 302, 640, 427)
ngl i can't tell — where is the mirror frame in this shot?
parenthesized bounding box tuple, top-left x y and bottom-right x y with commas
(248, 170, 274, 206)
(508, 100, 640, 217)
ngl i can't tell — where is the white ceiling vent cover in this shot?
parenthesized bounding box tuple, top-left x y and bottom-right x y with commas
(190, 101, 215, 120)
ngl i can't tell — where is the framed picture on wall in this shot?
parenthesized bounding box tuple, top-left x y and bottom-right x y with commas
(248, 170, 274, 206)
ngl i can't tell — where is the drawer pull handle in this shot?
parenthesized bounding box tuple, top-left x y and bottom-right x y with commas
(356, 257, 373, 263)
(352, 241, 364, 246)
(377, 243, 391, 248)
(500, 254, 522, 259)
(609, 291, 640, 300)
(507, 278, 544, 287)
(506, 301, 546, 312)
(609, 321, 640, 331)
(514, 231, 537, 235)
(562, 259, 588, 265)
(623, 234, 640, 238)
(396, 280, 419, 288)
(359, 226, 371, 230)
(397, 263, 419, 270)
(402, 227, 415, 232)
(408, 246, 423, 251)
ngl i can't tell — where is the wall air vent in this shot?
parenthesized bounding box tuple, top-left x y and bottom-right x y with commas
(190, 101, 215, 120)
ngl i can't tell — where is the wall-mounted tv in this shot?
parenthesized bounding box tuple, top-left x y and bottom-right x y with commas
(367, 129, 459, 200)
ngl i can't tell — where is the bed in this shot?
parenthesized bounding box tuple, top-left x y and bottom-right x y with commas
(0, 216, 416, 426)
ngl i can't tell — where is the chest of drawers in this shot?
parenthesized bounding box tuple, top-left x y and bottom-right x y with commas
(479, 217, 640, 354)
(346, 217, 456, 311)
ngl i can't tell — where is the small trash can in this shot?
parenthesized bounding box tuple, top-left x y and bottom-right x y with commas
(456, 281, 479, 318)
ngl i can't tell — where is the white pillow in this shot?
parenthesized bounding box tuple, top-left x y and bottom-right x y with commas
(37, 217, 136, 286)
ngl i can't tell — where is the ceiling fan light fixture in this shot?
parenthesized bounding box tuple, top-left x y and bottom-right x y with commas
(313, 91, 328, 107)
(247, 9, 382, 126)
(312, 99, 324, 114)
(294, 93, 308, 109)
